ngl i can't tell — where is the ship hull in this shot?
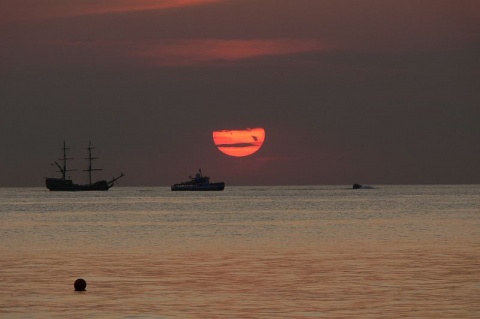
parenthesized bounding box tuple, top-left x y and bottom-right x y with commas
(171, 182, 225, 191)
(46, 178, 111, 191)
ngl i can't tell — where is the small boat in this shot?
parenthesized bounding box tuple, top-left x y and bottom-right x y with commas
(46, 141, 124, 191)
(352, 183, 374, 189)
(171, 169, 225, 191)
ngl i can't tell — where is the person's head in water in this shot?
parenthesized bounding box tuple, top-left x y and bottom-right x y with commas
(74, 278, 87, 291)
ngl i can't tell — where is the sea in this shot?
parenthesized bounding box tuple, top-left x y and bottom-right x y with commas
(1, 185, 479, 318)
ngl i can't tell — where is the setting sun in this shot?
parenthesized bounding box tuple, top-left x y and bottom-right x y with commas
(213, 128, 266, 157)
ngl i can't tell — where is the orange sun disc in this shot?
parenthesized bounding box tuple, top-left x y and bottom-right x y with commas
(212, 127, 266, 157)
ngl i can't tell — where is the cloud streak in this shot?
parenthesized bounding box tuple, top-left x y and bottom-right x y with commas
(132, 39, 330, 66)
(6, 38, 330, 69)
(1, 0, 222, 22)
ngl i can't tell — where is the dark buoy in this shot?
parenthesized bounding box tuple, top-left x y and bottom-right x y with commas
(74, 278, 87, 291)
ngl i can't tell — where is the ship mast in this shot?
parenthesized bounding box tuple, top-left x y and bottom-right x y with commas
(56, 141, 75, 180)
(83, 140, 102, 185)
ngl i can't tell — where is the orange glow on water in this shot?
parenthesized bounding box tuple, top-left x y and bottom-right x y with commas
(213, 128, 265, 157)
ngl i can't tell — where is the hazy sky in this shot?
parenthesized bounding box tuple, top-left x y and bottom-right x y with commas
(1, 0, 479, 186)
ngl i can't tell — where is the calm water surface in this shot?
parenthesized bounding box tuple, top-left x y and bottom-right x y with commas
(1, 185, 479, 318)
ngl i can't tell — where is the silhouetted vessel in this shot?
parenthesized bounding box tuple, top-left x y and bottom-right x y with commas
(46, 141, 124, 191)
(171, 169, 225, 191)
(352, 183, 375, 189)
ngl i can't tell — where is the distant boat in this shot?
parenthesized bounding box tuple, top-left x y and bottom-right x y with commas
(353, 183, 374, 189)
(171, 169, 225, 191)
(46, 141, 124, 191)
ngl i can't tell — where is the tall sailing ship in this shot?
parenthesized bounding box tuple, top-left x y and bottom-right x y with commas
(45, 141, 124, 191)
